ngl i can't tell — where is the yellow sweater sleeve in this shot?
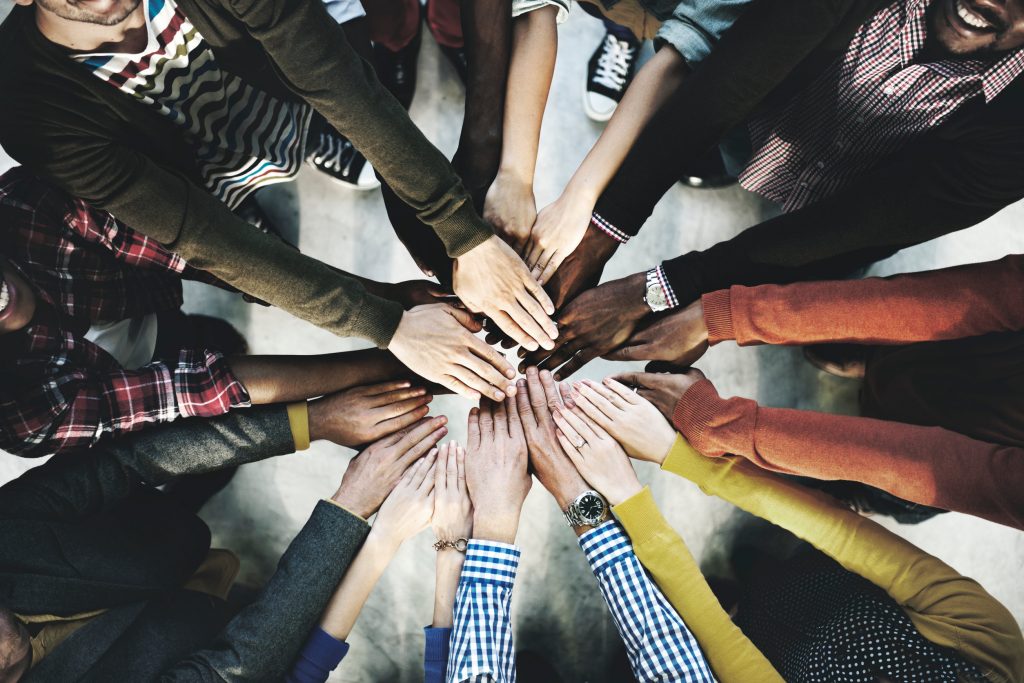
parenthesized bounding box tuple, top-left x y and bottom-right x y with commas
(613, 487, 784, 683)
(661, 434, 1024, 683)
(286, 401, 310, 451)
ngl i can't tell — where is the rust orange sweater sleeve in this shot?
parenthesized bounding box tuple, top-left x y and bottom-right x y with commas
(672, 379, 1024, 531)
(700, 254, 1024, 346)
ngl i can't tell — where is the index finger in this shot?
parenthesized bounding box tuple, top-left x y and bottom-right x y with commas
(609, 371, 658, 391)
(465, 333, 516, 383)
(523, 267, 555, 316)
(493, 392, 510, 438)
(514, 378, 536, 426)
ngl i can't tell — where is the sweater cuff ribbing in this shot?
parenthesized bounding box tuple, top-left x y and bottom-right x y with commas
(611, 487, 669, 549)
(672, 379, 725, 455)
(701, 289, 734, 344)
(438, 200, 493, 259)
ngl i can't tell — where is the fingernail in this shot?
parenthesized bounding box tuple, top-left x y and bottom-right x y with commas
(414, 388, 426, 395)
(506, 385, 517, 396)
(437, 416, 448, 424)
(517, 379, 526, 387)
(494, 391, 505, 401)
(439, 427, 448, 436)
(505, 369, 516, 379)
(542, 340, 554, 350)
(553, 374, 561, 381)
(527, 342, 539, 352)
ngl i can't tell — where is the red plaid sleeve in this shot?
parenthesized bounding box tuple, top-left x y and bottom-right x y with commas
(0, 350, 250, 457)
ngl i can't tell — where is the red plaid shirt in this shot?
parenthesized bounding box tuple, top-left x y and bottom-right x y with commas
(740, 0, 1024, 212)
(0, 167, 250, 457)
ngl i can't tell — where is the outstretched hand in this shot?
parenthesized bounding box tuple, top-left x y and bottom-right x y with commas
(372, 450, 438, 545)
(432, 442, 473, 544)
(332, 415, 448, 519)
(464, 396, 532, 543)
(605, 299, 708, 365)
(520, 272, 649, 379)
(610, 365, 708, 425)
(308, 380, 433, 447)
(561, 378, 676, 464)
(389, 303, 516, 402)
(484, 172, 537, 255)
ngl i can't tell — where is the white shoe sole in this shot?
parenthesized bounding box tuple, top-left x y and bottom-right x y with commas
(582, 81, 618, 122)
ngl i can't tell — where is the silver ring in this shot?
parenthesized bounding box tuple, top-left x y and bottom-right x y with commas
(573, 439, 586, 449)
(632, 386, 639, 394)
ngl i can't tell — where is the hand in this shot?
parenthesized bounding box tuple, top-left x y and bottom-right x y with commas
(452, 235, 557, 352)
(332, 416, 448, 519)
(525, 193, 593, 285)
(561, 378, 676, 464)
(464, 397, 532, 543)
(544, 224, 620, 310)
(309, 381, 433, 447)
(550, 400, 642, 507)
(372, 449, 438, 545)
(605, 300, 709, 365)
(610, 365, 708, 426)
(389, 304, 516, 402)
(514, 367, 589, 509)
(431, 442, 473, 542)
(378, 280, 457, 310)
(521, 272, 650, 379)
(484, 171, 537, 255)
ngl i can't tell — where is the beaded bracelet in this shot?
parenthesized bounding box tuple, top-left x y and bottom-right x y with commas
(433, 537, 469, 552)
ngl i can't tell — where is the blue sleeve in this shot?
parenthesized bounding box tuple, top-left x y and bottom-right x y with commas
(424, 626, 453, 683)
(580, 521, 716, 683)
(285, 627, 351, 683)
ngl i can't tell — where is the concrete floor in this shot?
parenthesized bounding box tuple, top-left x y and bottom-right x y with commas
(1, 3, 1023, 681)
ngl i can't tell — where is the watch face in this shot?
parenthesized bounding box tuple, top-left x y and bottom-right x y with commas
(577, 493, 605, 523)
(646, 283, 668, 310)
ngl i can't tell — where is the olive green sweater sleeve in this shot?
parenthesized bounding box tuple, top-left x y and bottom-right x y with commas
(660, 434, 1024, 683)
(222, 0, 493, 257)
(612, 487, 784, 683)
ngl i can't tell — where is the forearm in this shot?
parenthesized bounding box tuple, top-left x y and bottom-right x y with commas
(318, 531, 399, 640)
(674, 380, 1024, 530)
(702, 255, 1024, 347)
(658, 434, 1024, 681)
(563, 49, 689, 209)
(612, 489, 787, 683)
(454, 0, 512, 195)
(432, 551, 465, 628)
(496, 7, 558, 188)
(228, 349, 406, 403)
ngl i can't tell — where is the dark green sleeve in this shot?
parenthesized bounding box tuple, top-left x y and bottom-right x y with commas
(159, 501, 370, 682)
(1, 114, 404, 346)
(225, 0, 494, 258)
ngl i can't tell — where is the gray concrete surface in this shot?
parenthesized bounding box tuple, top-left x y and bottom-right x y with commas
(1, 2, 1022, 681)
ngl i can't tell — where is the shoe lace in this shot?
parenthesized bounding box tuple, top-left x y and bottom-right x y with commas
(309, 133, 355, 174)
(592, 34, 635, 92)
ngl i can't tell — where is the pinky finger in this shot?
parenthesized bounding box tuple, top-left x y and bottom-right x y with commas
(442, 375, 482, 402)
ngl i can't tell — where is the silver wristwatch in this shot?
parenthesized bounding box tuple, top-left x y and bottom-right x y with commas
(644, 268, 671, 312)
(563, 490, 609, 528)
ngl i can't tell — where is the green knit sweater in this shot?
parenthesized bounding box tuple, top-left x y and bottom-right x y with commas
(0, 0, 493, 347)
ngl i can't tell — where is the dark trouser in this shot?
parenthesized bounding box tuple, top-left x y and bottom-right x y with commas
(0, 486, 210, 615)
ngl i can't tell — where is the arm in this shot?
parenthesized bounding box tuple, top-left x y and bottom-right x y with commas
(446, 541, 521, 683)
(162, 413, 447, 682)
(612, 490, 784, 683)
(579, 521, 717, 683)
(701, 255, 1024, 346)
(1, 350, 250, 457)
(451, 0, 513, 200)
(484, 5, 558, 253)
(674, 378, 1024, 530)
(423, 552, 461, 683)
(287, 453, 437, 683)
(657, 433, 1024, 683)
(448, 398, 532, 683)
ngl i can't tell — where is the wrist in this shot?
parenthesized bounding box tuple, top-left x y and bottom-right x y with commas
(472, 509, 521, 544)
(604, 480, 644, 507)
(307, 398, 328, 443)
(331, 486, 376, 521)
(562, 177, 601, 208)
(365, 526, 404, 556)
(625, 271, 653, 318)
(496, 162, 534, 188)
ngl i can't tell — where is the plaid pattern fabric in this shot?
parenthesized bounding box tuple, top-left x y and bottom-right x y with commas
(0, 169, 248, 457)
(580, 521, 716, 683)
(591, 211, 631, 243)
(447, 540, 521, 683)
(652, 265, 681, 310)
(739, 0, 1024, 212)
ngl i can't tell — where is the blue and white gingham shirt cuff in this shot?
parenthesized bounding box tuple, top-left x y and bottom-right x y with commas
(579, 520, 634, 573)
(461, 540, 521, 585)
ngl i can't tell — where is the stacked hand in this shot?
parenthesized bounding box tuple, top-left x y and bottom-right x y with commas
(309, 380, 433, 447)
(432, 442, 473, 544)
(607, 300, 709, 365)
(484, 171, 537, 255)
(332, 416, 448, 519)
(464, 396, 532, 543)
(453, 235, 558, 352)
(525, 193, 595, 285)
(612, 366, 708, 428)
(372, 450, 438, 546)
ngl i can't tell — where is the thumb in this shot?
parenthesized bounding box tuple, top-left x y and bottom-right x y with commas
(645, 361, 694, 375)
(447, 305, 484, 333)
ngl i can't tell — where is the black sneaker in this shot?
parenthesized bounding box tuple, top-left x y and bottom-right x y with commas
(304, 116, 379, 191)
(583, 30, 640, 122)
(371, 4, 423, 109)
(439, 44, 468, 85)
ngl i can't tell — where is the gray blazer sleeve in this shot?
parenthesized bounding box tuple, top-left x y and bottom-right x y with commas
(159, 500, 370, 682)
(0, 404, 296, 521)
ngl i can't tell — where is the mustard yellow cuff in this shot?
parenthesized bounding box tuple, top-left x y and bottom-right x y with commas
(287, 401, 310, 451)
(661, 432, 705, 478)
